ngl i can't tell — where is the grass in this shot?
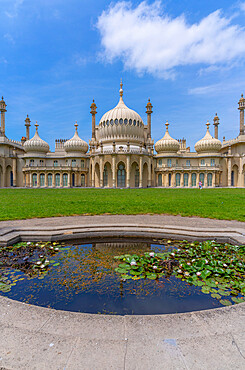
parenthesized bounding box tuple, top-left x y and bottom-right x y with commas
(0, 188, 244, 221)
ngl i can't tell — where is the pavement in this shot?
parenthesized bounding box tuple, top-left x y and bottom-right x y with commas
(0, 214, 245, 369)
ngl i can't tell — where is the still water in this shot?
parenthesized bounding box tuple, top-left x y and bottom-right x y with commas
(0, 240, 226, 315)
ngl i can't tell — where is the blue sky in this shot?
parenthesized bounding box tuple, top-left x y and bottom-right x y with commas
(1, 0, 245, 150)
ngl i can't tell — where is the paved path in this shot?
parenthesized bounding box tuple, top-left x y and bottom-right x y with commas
(0, 215, 244, 369)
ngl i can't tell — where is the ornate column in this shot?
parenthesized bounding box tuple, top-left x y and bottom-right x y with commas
(90, 100, 97, 140)
(146, 99, 153, 138)
(60, 173, 63, 187)
(139, 156, 143, 188)
(29, 172, 32, 188)
(112, 155, 116, 188)
(99, 156, 103, 187)
(180, 172, 184, 187)
(68, 172, 71, 187)
(52, 172, 55, 187)
(204, 172, 207, 187)
(45, 173, 48, 187)
(12, 150, 17, 187)
(25, 115, 31, 140)
(238, 156, 243, 187)
(0, 97, 7, 136)
(227, 147, 232, 186)
(147, 158, 151, 187)
(238, 94, 245, 136)
(91, 157, 95, 187)
(37, 172, 40, 187)
(2, 158, 6, 187)
(126, 155, 130, 188)
(213, 114, 219, 139)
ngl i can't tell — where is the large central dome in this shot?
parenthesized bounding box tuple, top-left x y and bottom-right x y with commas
(97, 82, 145, 143)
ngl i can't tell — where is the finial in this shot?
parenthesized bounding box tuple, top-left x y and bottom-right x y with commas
(206, 121, 210, 130)
(1, 96, 3, 100)
(148, 98, 150, 102)
(35, 121, 39, 131)
(165, 120, 169, 131)
(242, 94, 243, 98)
(27, 114, 29, 118)
(119, 79, 123, 98)
(74, 121, 78, 132)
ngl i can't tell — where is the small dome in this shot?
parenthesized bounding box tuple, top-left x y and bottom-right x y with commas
(64, 122, 88, 153)
(155, 122, 180, 153)
(23, 123, 49, 153)
(195, 122, 222, 153)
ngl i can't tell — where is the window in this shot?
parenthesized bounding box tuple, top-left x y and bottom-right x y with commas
(119, 118, 123, 125)
(40, 160, 44, 166)
(199, 173, 204, 185)
(175, 173, 180, 186)
(158, 159, 162, 167)
(72, 159, 76, 167)
(55, 173, 60, 187)
(40, 173, 45, 187)
(30, 159, 34, 167)
(184, 173, 189, 187)
(186, 160, 190, 166)
(207, 173, 212, 187)
(81, 174, 85, 187)
(200, 159, 205, 166)
(211, 159, 215, 166)
(48, 173, 52, 187)
(81, 160, 85, 168)
(191, 173, 196, 187)
(158, 174, 162, 186)
(167, 159, 172, 167)
(54, 160, 58, 167)
(135, 167, 139, 187)
(117, 164, 126, 187)
(32, 173, 37, 187)
(63, 173, 68, 187)
(176, 160, 178, 166)
(103, 165, 108, 187)
(168, 173, 172, 186)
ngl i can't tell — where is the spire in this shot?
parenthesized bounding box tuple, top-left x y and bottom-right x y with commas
(206, 121, 210, 132)
(35, 121, 39, 132)
(75, 121, 78, 132)
(165, 120, 169, 132)
(119, 79, 123, 100)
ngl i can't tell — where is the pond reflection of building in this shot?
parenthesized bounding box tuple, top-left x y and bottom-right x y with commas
(93, 242, 152, 254)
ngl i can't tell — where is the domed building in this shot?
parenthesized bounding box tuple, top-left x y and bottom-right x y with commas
(0, 83, 244, 188)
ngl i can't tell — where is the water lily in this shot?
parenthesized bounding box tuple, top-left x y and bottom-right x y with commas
(196, 272, 201, 276)
(187, 262, 191, 266)
(192, 259, 196, 262)
(223, 263, 228, 267)
(27, 242, 31, 245)
(171, 253, 175, 256)
(149, 252, 155, 257)
(50, 246, 54, 250)
(177, 269, 182, 273)
(184, 272, 190, 276)
(205, 260, 209, 264)
(153, 266, 157, 270)
(40, 264, 45, 269)
(54, 248, 59, 251)
(36, 261, 41, 265)
(45, 260, 49, 263)
(130, 261, 137, 266)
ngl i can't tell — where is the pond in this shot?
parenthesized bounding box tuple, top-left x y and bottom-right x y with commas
(0, 239, 244, 315)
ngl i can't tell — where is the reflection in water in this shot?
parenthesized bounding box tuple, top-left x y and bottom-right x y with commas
(0, 240, 224, 315)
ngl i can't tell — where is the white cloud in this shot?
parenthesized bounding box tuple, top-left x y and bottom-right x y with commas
(240, 2, 245, 12)
(97, 1, 245, 78)
(5, 0, 24, 18)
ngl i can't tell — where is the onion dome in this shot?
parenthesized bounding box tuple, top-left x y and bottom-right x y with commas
(97, 81, 145, 142)
(195, 121, 222, 153)
(64, 122, 88, 153)
(155, 121, 180, 153)
(23, 122, 49, 153)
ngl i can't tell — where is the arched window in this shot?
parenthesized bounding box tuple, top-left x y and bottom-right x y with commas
(133, 120, 136, 126)
(55, 173, 60, 187)
(117, 164, 126, 187)
(40, 173, 45, 187)
(168, 173, 172, 186)
(106, 120, 109, 126)
(175, 173, 180, 186)
(103, 165, 108, 187)
(32, 173, 37, 187)
(199, 173, 204, 185)
(124, 119, 128, 125)
(231, 171, 234, 186)
(110, 119, 113, 125)
(158, 174, 162, 186)
(81, 174, 85, 187)
(53, 160, 58, 167)
(119, 118, 123, 125)
(129, 119, 132, 125)
(72, 159, 76, 167)
(115, 119, 118, 125)
(48, 173, 52, 187)
(135, 167, 139, 187)
(191, 173, 196, 187)
(184, 173, 189, 187)
(63, 173, 68, 187)
(72, 173, 75, 186)
(207, 173, 212, 187)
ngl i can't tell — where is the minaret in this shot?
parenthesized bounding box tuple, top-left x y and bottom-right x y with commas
(0, 96, 7, 136)
(146, 98, 153, 138)
(90, 99, 97, 140)
(238, 93, 245, 136)
(213, 113, 219, 139)
(25, 115, 31, 140)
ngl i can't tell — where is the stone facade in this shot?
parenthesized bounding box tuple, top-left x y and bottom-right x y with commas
(0, 86, 244, 189)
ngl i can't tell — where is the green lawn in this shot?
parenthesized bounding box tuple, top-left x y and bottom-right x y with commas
(0, 188, 244, 221)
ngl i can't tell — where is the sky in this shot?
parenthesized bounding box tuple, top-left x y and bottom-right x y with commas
(1, 0, 245, 150)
